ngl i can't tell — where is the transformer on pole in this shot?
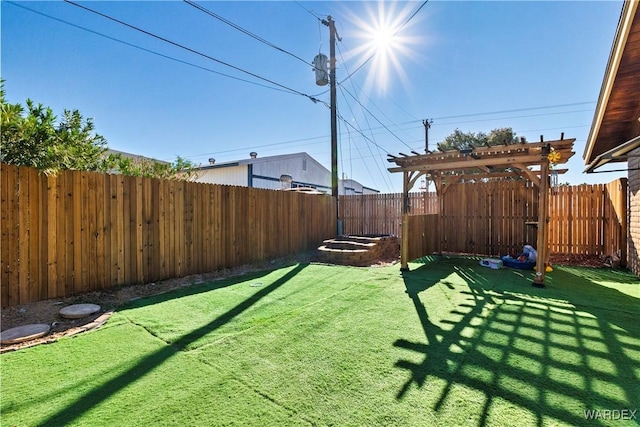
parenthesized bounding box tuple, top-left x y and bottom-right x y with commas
(320, 15, 341, 234)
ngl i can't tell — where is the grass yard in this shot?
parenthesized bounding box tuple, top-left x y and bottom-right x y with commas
(1, 257, 638, 426)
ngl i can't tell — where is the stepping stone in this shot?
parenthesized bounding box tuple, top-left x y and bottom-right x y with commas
(59, 303, 101, 319)
(0, 324, 50, 345)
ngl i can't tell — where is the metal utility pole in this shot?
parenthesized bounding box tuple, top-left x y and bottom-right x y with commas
(423, 119, 433, 153)
(322, 15, 341, 233)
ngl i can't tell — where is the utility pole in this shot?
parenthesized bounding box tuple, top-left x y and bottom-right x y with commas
(322, 15, 341, 233)
(423, 119, 433, 153)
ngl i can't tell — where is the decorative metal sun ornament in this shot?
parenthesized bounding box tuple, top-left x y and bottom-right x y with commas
(547, 150, 561, 164)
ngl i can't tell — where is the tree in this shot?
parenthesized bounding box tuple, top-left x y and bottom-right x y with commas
(436, 127, 524, 152)
(101, 153, 198, 181)
(1, 85, 108, 174)
(1, 83, 196, 179)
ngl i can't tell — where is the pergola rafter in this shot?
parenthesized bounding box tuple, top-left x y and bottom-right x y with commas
(388, 137, 576, 287)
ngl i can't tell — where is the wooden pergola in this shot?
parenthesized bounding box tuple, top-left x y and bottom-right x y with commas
(387, 137, 575, 286)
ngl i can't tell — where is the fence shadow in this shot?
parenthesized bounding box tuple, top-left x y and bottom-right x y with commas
(39, 263, 309, 427)
(395, 258, 639, 426)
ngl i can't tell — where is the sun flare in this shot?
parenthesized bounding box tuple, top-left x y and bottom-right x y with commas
(372, 25, 394, 52)
(344, 2, 424, 95)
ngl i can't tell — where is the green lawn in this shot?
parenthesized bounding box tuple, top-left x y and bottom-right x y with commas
(1, 257, 638, 426)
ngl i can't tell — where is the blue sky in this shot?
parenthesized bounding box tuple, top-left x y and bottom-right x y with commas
(1, 1, 626, 192)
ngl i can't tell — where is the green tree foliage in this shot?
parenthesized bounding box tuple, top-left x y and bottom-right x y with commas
(1, 88, 107, 174)
(436, 127, 524, 152)
(1, 83, 196, 179)
(101, 153, 198, 180)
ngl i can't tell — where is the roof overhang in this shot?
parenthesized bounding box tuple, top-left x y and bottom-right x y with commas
(584, 134, 640, 173)
(584, 1, 640, 172)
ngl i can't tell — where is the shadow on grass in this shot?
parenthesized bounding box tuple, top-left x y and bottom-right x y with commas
(40, 263, 309, 427)
(395, 257, 639, 426)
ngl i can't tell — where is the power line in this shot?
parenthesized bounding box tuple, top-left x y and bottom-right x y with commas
(337, 105, 381, 191)
(6, 1, 297, 95)
(337, 86, 393, 191)
(336, 44, 398, 189)
(426, 101, 596, 122)
(396, 0, 429, 34)
(183, 0, 311, 67)
(294, 1, 323, 21)
(336, 42, 416, 141)
(335, 111, 391, 155)
(180, 110, 593, 163)
(63, 0, 324, 104)
(339, 84, 413, 150)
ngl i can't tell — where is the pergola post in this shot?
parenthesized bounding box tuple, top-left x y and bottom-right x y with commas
(533, 157, 550, 287)
(435, 176, 443, 255)
(400, 171, 410, 271)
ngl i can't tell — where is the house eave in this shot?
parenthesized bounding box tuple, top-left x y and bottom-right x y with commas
(584, 0, 640, 164)
(584, 134, 640, 173)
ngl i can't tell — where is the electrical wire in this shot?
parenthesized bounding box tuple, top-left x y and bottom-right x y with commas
(426, 101, 595, 122)
(337, 105, 381, 191)
(336, 44, 396, 189)
(183, 0, 311, 67)
(339, 84, 413, 150)
(63, 0, 324, 104)
(294, 1, 323, 20)
(6, 1, 297, 95)
(340, 80, 395, 188)
(396, 0, 429, 35)
(336, 42, 415, 141)
(338, 85, 393, 191)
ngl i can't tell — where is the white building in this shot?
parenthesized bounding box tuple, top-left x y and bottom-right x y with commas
(194, 152, 330, 191)
(339, 178, 380, 195)
(193, 152, 378, 194)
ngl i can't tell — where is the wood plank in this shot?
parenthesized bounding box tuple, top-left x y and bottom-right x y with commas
(9, 165, 21, 306)
(157, 179, 166, 279)
(135, 176, 144, 283)
(1, 164, 15, 306)
(46, 173, 58, 299)
(121, 174, 132, 285)
(54, 171, 68, 298)
(94, 172, 106, 290)
(175, 180, 185, 276)
(166, 179, 175, 277)
(107, 174, 118, 287)
(26, 168, 40, 302)
(142, 176, 152, 282)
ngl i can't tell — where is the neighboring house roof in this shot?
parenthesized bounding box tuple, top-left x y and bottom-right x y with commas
(195, 152, 330, 174)
(584, 0, 640, 172)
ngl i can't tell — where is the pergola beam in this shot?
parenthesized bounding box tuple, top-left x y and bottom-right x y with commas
(388, 150, 574, 173)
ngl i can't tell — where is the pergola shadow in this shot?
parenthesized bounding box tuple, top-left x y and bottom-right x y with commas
(395, 258, 639, 426)
(39, 263, 309, 427)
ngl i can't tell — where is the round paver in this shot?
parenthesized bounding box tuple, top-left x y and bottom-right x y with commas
(59, 303, 101, 319)
(0, 324, 51, 345)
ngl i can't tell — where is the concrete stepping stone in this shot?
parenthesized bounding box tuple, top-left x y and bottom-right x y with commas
(0, 324, 51, 345)
(59, 303, 101, 319)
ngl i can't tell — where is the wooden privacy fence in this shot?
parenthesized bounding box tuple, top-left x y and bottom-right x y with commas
(1, 164, 336, 307)
(340, 178, 628, 259)
(339, 192, 437, 236)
